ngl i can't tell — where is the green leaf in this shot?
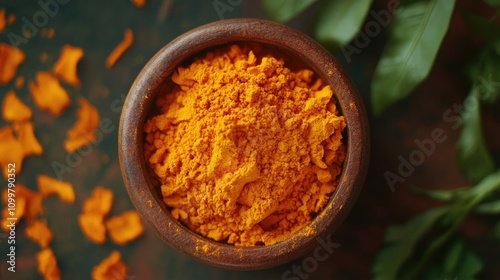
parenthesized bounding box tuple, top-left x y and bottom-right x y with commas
(456, 94, 495, 182)
(469, 41, 500, 104)
(454, 247, 484, 280)
(484, 0, 500, 7)
(261, 0, 317, 23)
(475, 199, 500, 214)
(371, 0, 456, 115)
(411, 186, 468, 202)
(314, 0, 372, 48)
(372, 207, 449, 280)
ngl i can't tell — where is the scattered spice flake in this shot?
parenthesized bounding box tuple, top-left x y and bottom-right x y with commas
(0, 125, 24, 178)
(106, 29, 134, 68)
(29, 72, 71, 116)
(0, 9, 5, 32)
(105, 210, 144, 245)
(2, 91, 32, 122)
(26, 220, 53, 248)
(78, 213, 107, 244)
(37, 248, 61, 280)
(37, 175, 75, 203)
(14, 121, 43, 157)
(7, 14, 15, 25)
(0, 43, 26, 85)
(1, 184, 43, 231)
(15, 76, 24, 88)
(53, 44, 83, 87)
(83, 186, 113, 216)
(64, 98, 100, 152)
(41, 52, 48, 62)
(131, 0, 146, 8)
(92, 251, 129, 280)
(47, 28, 55, 38)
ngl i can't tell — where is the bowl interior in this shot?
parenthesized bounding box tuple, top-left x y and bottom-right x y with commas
(118, 18, 370, 270)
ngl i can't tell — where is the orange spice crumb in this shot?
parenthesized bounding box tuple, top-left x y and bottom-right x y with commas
(64, 98, 100, 152)
(53, 44, 83, 87)
(0, 9, 6, 32)
(29, 71, 71, 116)
(7, 14, 15, 25)
(37, 175, 75, 203)
(15, 76, 24, 88)
(79, 186, 113, 244)
(2, 91, 32, 122)
(37, 248, 61, 280)
(0, 126, 24, 179)
(106, 29, 134, 68)
(0, 43, 25, 85)
(26, 220, 53, 248)
(92, 251, 129, 280)
(14, 121, 43, 157)
(131, 0, 146, 8)
(105, 210, 144, 245)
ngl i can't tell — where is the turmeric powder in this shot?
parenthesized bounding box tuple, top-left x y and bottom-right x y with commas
(144, 44, 346, 246)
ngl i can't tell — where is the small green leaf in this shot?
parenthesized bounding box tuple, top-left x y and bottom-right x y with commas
(314, 0, 372, 48)
(484, 0, 500, 7)
(443, 239, 464, 277)
(456, 94, 495, 182)
(475, 199, 500, 214)
(371, 0, 456, 115)
(454, 248, 484, 280)
(469, 42, 500, 104)
(372, 207, 448, 280)
(411, 186, 468, 202)
(261, 0, 317, 23)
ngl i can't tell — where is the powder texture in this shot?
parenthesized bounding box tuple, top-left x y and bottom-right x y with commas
(144, 44, 346, 246)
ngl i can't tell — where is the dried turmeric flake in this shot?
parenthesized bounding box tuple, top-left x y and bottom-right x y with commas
(144, 44, 346, 246)
(106, 29, 134, 68)
(53, 44, 83, 87)
(1, 184, 43, 231)
(2, 90, 32, 122)
(83, 186, 113, 215)
(0, 43, 25, 85)
(26, 220, 53, 248)
(0, 9, 6, 32)
(14, 121, 43, 157)
(64, 98, 100, 152)
(92, 251, 129, 280)
(37, 175, 75, 203)
(0, 125, 24, 178)
(37, 248, 61, 280)
(78, 213, 107, 244)
(29, 72, 71, 116)
(130, 0, 146, 8)
(105, 210, 144, 245)
(15, 76, 24, 88)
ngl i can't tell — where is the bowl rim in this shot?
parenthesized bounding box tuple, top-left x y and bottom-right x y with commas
(118, 18, 370, 270)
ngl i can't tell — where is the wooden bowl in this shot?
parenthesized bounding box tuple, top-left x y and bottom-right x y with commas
(119, 18, 369, 270)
